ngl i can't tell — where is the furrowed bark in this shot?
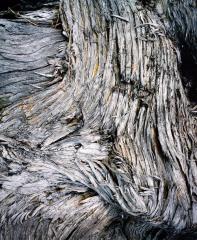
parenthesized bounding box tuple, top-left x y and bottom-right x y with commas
(0, 0, 196, 239)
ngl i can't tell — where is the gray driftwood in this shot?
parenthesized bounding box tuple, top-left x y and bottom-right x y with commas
(0, 0, 196, 239)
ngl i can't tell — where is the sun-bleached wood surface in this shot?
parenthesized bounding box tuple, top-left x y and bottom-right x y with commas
(0, 0, 196, 239)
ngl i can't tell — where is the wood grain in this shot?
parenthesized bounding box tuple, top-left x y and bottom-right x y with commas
(0, 0, 196, 239)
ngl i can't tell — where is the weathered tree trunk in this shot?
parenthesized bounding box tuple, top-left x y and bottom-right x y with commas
(0, 0, 196, 239)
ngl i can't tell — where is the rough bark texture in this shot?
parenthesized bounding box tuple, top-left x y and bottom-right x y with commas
(0, 0, 196, 239)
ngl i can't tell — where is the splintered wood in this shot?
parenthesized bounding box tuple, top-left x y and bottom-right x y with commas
(0, 0, 196, 239)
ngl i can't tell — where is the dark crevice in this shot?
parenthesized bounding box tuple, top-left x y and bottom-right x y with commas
(180, 43, 197, 104)
(0, 0, 56, 11)
(65, 226, 78, 240)
(171, 230, 197, 240)
(114, 30, 122, 84)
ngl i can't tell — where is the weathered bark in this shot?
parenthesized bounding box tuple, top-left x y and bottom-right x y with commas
(0, 0, 196, 239)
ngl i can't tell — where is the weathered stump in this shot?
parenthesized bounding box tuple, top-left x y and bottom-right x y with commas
(0, 0, 196, 239)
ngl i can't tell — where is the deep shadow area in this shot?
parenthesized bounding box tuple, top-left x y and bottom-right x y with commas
(0, 0, 55, 11)
(173, 230, 197, 240)
(180, 44, 197, 104)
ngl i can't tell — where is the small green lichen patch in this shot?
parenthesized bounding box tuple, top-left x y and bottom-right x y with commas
(0, 97, 9, 121)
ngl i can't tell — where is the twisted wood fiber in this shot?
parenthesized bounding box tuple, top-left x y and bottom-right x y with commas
(0, 0, 196, 239)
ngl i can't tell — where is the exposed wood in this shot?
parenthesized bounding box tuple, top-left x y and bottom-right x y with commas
(0, 0, 196, 239)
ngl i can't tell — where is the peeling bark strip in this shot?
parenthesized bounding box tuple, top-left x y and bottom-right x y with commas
(0, 0, 196, 239)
